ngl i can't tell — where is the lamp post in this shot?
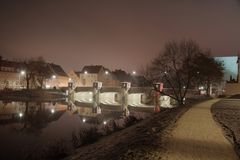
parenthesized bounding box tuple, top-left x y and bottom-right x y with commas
(19, 70, 25, 89)
(51, 75, 56, 89)
(131, 71, 137, 86)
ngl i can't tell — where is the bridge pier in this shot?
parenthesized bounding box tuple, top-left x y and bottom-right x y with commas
(67, 81, 75, 102)
(92, 82, 102, 114)
(154, 83, 163, 112)
(121, 82, 131, 116)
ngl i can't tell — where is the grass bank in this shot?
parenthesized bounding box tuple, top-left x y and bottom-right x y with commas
(211, 98, 240, 159)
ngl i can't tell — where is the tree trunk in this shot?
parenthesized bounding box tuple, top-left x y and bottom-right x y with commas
(206, 79, 211, 96)
(26, 74, 30, 90)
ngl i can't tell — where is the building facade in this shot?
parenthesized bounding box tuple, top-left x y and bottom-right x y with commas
(70, 65, 120, 87)
(45, 63, 69, 88)
(0, 58, 25, 90)
(0, 57, 69, 90)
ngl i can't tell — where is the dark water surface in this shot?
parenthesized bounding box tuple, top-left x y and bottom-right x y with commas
(0, 100, 121, 160)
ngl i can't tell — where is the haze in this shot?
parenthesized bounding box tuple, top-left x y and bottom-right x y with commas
(0, 0, 240, 72)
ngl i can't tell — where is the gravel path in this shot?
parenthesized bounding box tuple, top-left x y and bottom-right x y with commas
(162, 99, 238, 160)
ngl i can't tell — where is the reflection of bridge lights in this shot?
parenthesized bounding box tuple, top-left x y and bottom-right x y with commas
(82, 118, 86, 123)
(19, 112, 23, 118)
(103, 121, 107, 125)
(51, 109, 55, 114)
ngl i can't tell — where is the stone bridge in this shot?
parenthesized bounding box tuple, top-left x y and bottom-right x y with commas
(69, 82, 177, 115)
(68, 82, 199, 116)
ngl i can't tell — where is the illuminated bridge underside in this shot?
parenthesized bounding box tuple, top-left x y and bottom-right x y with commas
(99, 92, 120, 106)
(128, 93, 152, 108)
(74, 92, 154, 107)
(74, 92, 93, 103)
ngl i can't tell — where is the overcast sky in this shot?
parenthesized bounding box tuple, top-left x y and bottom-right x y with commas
(0, 0, 240, 72)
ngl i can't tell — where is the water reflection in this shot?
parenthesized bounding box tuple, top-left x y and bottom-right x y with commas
(0, 101, 66, 133)
(0, 100, 122, 160)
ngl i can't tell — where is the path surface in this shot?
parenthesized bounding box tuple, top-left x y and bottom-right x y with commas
(163, 99, 238, 160)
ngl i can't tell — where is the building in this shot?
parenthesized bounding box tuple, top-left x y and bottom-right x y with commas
(0, 57, 25, 90)
(0, 56, 69, 90)
(214, 56, 238, 82)
(45, 63, 69, 88)
(68, 70, 82, 87)
(72, 65, 120, 87)
(214, 56, 240, 95)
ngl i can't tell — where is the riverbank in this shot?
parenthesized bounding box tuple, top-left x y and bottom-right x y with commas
(66, 97, 210, 160)
(211, 98, 240, 159)
(0, 89, 66, 101)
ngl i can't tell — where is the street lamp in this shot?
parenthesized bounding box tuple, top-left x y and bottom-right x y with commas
(132, 71, 136, 75)
(19, 112, 23, 118)
(105, 71, 109, 75)
(20, 70, 25, 75)
(103, 121, 107, 125)
(51, 108, 55, 114)
(52, 75, 56, 79)
(19, 70, 26, 89)
(84, 71, 88, 74)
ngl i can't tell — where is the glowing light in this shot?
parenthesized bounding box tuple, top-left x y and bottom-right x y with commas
(84, 71, 88, 74)
(46, 85, 50, 89)
(164, 71, 167, 74)
(19, 112, 23, 118)
(198, 86, 204, 90)
(103, 121, 107, 125)
(51, 109, 55, 114)
(132, 71, 136, 75)
(52, 75, 56, 79)
(82, 118, 86, 123)
(69, 78, 72, 81)
(89, 98, 92, 101)
(20, 70, 25, 75)
(183, 86, 186, 89)
(105, 71, 109, 75)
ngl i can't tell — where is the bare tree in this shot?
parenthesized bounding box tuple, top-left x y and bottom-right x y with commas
(194, 52, 224, 95)
(144, 40, 205, 104)
(24, 57, 51, 90)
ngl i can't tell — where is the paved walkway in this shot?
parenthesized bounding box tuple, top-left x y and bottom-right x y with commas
(163, 99, 238, 160)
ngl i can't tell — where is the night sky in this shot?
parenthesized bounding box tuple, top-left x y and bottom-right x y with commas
(0, 0, 240, 72)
